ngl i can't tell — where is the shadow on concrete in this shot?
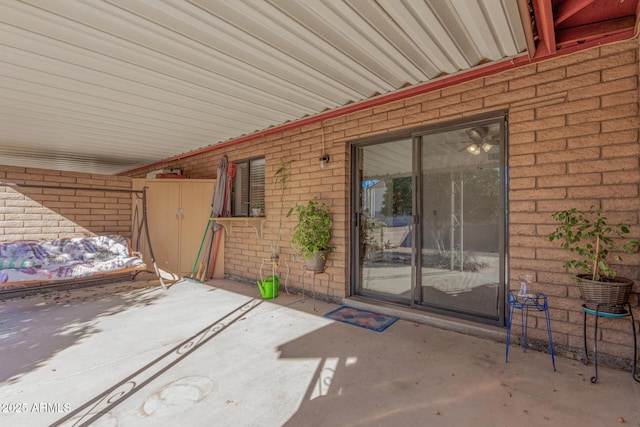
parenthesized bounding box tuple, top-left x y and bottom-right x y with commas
(51, 297, 262, 426)
(277, 321, 469, 426)
(276, 311, 639, 427)
(0, 281, 163, 384)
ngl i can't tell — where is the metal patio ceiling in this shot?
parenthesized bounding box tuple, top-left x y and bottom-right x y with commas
(0, 0, 636, 175)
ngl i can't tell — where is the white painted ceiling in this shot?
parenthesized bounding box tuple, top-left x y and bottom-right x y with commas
(0, 0, 528, 175)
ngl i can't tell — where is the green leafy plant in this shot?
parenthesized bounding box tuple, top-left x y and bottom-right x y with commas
(548, 207, 638, 281)
(248, 201, 263, 217)
(362, 212, 385, 252)
(289, 199, 335, 259)
(272, 158, 291, 257)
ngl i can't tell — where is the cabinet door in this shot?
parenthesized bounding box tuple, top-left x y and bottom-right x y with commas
(146, 180, 181, 274)
(179, 181, 215, 274)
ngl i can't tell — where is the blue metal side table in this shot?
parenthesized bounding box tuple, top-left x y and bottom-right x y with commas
(582, 302, 639, 384)
(506, 291, 556, 371)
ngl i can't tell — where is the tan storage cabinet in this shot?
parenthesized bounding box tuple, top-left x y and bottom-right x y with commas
(133, 179, 218, 278)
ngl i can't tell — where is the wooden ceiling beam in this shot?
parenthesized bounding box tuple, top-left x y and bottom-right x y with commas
(531, 0, 557, 56)
(555, 16, 636, 48)
(516, 0, 537, 59)
(555, 0, 596, 26)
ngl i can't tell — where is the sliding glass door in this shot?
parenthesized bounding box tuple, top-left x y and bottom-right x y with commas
(353, 138, 413, 303)
(419, 122, 503, 319)
(352, 117, 505, 323)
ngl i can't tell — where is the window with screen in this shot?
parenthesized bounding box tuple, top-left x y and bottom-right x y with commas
(232, 157, 265, 217)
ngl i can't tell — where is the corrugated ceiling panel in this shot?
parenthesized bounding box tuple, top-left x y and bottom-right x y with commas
(0, 0, 527, 174)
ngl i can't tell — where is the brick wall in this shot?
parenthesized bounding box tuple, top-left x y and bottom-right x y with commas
(128, 38, 640, 364)
(0, 166, 134, 242)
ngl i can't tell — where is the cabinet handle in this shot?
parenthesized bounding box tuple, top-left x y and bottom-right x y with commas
(176, 208, 184, 220)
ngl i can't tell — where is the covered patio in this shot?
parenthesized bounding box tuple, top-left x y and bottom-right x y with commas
(1, 277, 638, 426)
(2, 2, 640, 423)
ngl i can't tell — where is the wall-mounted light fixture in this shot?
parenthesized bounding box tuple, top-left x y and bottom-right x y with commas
(320, 119, 330, 170)
(319, 154, 330, 169)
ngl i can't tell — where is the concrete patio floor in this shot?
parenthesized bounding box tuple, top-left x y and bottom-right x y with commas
(1, 277, 639, 426)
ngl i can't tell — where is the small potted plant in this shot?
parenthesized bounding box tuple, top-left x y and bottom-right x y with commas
(251, 201, 263, 217)
(289, 199, 335, 271)
(548, 206, 638, 313)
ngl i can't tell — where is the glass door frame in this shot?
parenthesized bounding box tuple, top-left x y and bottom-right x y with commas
(350, 129, 415, 306)
(350, 113, 508, 326)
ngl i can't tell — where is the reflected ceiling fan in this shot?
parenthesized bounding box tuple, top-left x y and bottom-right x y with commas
(465, 126, 499, 155)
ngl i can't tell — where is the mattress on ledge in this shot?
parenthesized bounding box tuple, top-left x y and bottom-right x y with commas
(0, 235, 147, 291)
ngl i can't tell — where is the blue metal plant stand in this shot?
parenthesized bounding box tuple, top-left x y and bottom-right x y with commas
(505, 291, 556, 371)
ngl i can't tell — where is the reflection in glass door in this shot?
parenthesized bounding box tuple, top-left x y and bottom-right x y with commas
(352, 118, 505, 322)
(355, 139, 413, 303)
(420, 122, 503, 319)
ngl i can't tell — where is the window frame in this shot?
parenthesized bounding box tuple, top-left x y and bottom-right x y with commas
(231, 156, 265, 217)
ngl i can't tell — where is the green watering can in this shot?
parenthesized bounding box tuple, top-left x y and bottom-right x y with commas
(257, 275, 280, 299)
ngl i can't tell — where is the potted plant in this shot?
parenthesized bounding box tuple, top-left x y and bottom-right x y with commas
(251, 201, 263, 217)
(360, 211, 384, 263)
(289, 199, 335, 271)
(255, 159, 290, 298)
(271, 158, 291, 260)
(548, 206, 638, 313)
